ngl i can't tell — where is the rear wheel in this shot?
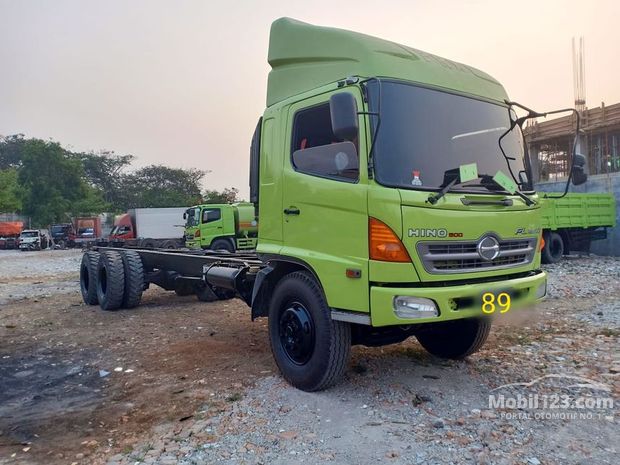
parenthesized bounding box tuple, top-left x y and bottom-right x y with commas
(211, 238, 234, 252)
(268, 271, 351, 391)
(542, 231, 564, 264)
(80, 251, 100, 305)
(161, 240, 177, 249)
(121, 250, 144, 308)
(416, 318, 491, 359)
(96, 251, 125, 311)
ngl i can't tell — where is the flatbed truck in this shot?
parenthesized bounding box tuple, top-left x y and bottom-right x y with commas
(539, 193, 616, 263)
(79, 18, 588, 391)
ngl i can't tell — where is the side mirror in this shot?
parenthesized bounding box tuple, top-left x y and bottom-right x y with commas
(571, 153, 587, 186)
(329, 93, 358, 141)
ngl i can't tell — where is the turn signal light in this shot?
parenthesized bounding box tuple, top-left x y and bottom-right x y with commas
(194, 229, 201, 237)
(539, 235, 545, 251)
(369, 217, 411, 262)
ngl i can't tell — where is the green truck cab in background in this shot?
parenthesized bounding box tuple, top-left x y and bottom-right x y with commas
(184, 202, 258, 252)
(247, 18, 557, 390)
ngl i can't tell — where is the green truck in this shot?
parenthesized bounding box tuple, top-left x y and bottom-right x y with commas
(539, 193, 616, 263)
(80, 18, 588, 391)
(184, 203, 258, 252)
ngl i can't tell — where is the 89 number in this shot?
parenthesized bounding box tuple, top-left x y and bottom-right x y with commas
(481, 292, 511, 314)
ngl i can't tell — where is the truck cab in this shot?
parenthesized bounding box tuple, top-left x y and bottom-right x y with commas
(109, 213, 135, 241)
(185, 203, 258, 252)
(19, 229, 50, 251)
(246, 18, 548, 389)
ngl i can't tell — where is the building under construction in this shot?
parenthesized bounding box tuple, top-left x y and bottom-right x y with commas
(526, 102, 620, 183)
(525, 101, 620, 256)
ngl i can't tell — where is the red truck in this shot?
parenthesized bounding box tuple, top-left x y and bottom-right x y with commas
(108, 208, 186, 248)
(0, 221, 23, 250)
(49, 217, 103, 248)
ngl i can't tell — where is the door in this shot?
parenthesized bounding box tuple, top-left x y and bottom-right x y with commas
(281, 88, 369, 313)
(200, 207, 224, 247)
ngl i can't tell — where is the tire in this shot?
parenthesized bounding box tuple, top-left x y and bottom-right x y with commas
(80, 251, 100, 305)
(416, 318, 491, 359)
(121, 250, 144, 308)
(541, 231, 564, 264)
(211, 238, 234, 253)
(161, 240, 177, 249)
(96, 250, 125, 311)
(140, 240, 156, 248)
(268, 271, 351, 391)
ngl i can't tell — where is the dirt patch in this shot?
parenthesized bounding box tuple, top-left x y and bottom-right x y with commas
(0, 289, 274, 464)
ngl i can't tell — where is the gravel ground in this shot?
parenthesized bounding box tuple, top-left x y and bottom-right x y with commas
(0, 249, 82, 305)
(102, 254, 619, 465)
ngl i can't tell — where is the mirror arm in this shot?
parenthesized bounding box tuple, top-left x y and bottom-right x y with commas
(505, 100, 584, 199)
(543, 109, 582, 199)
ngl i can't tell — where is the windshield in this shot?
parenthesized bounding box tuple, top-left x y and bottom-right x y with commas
(185, 207, 200, 227)
(367, 80, 529, 191)
(20, 231, 38, 238)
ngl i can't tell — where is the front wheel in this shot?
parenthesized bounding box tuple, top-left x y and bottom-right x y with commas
(416, 317, 491, 359)
(211, 238, 234, 253)
(268, 271, 351, 391)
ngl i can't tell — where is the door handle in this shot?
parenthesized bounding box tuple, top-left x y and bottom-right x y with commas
(283, 207, 300, 216)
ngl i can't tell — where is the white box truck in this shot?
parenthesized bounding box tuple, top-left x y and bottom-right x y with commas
(107, 208, 187, 248)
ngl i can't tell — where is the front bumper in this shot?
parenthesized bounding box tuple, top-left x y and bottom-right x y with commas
(370, 270, 546, 327)
(185, 239, 200, 249)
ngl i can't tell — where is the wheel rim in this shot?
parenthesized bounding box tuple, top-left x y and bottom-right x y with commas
(278, 302, 315, 365)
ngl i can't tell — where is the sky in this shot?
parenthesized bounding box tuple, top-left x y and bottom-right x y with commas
(1, 0, 618, 198)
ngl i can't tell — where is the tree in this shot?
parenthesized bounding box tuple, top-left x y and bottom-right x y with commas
(118, 165, 205, 209)
(72, 151, 134, 207)
(202, 187, 239, 204)
(0, 168, 22, 212)
(18, 139, 107, 226)
(0, 134, 26, 169)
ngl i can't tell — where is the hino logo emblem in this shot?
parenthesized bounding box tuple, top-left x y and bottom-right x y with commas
(477, 236, 500, 261)
(408, 228, 448, 238)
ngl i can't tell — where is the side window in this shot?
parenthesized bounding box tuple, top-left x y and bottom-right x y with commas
(291, 102, 359, 182)
(202, 208, 221, 224)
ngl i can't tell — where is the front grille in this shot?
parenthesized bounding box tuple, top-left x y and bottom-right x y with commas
(418, 237, 536, 274)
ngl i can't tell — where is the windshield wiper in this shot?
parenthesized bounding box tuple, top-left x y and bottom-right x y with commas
(427, 178, 459, 205)
(428, 170, 535, 207)
(467, 176, 535, 206)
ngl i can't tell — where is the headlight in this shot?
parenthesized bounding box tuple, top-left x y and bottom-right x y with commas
(393, 296, 439, 319)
